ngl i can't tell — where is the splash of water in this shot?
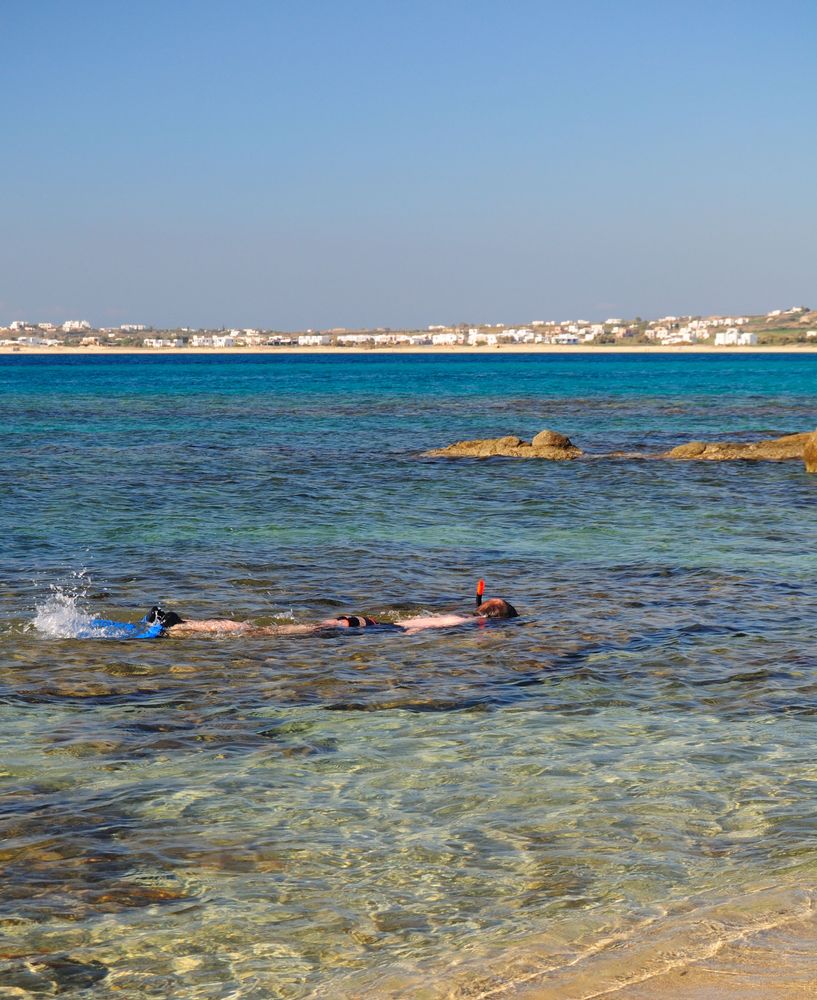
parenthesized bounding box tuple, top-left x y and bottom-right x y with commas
(32, 576, 98, 638)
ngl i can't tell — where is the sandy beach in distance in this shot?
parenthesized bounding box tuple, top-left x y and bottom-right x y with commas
(4, 343, 817, 356)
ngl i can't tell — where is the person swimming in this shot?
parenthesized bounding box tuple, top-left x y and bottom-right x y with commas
(142, 586, 518, 637)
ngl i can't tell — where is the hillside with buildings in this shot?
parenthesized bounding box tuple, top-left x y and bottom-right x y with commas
(1, 307, 815, 350)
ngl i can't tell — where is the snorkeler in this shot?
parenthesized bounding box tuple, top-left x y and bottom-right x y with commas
(143, 580, 518, 637)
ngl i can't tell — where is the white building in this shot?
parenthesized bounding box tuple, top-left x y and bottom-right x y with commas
(298, 334, 332, 346)
(431, 332, 461, 345)
(373, 333, 411, 345)
(467, 330, 502, 345)
(144, 337, 185, 348)
(715, 329, 738, 345)
(337, 334, 373, 345)
(212, 335, 235, 348)
(233, 332, 265, 346)
(512, 327, 535, 342)
(62, 320, 92, 332)
(714, 329, 757, 346)
(191, 335, 214, 347)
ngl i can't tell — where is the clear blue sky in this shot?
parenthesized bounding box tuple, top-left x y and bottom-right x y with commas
(2, 0, 815, 329)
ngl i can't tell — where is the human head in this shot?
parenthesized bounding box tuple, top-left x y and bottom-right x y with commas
(146, 606, 184, 628)
(476, 598, 518, 619)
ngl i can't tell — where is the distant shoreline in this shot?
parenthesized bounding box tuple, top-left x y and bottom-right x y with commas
(3, 344, 817, 356)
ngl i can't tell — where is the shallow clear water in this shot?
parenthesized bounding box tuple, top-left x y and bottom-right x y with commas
(1, 353, 816, 997)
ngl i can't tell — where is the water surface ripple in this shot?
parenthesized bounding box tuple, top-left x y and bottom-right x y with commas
(1, 353, 816, 998)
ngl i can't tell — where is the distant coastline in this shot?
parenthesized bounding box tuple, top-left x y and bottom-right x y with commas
(4, 343, 817, 356)
(4, 307, 816, 354)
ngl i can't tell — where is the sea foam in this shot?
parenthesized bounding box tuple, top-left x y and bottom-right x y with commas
(31, 577, 99, 638)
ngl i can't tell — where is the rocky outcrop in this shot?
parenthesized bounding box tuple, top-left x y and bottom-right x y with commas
(662, 432, 811, 462)
(425, 429, 582, 460)
(804, 431, 817, 473)
(425, 429, 815, 463)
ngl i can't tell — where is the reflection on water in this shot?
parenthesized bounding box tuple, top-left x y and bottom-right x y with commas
(1, 354, 817, 997)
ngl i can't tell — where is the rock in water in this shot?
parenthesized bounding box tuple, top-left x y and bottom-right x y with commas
(531, 429, 574, 449)
(804, 430, 817, 473)
(424, 429, 582, 460)
(425, 428, 813, 463)
(30, 957, 109, 993)
(663, 432, 811, 461)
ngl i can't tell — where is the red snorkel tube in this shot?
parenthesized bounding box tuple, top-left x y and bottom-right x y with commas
(475, 578, 485, 610)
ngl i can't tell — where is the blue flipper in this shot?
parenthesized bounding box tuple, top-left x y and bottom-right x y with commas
(84, 617, 165, 640)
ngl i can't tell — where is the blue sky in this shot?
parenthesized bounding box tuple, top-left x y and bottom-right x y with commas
(1, 1, 815, 329)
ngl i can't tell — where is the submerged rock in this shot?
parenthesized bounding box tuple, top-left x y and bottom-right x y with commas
(804, 430, 817, 473)
(44, 957, 108, 992)
(93, 883, 188, 910)
(662, 432, 811, 462)
(425, 429, 582, 460)
(19, 956, 110, 993)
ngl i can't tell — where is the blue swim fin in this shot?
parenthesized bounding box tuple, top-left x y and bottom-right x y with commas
(84, 617, 165, 640)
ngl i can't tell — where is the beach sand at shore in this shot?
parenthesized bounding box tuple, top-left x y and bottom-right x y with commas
(539, 916, 817, 1000)
(3, 344, 817, 356)
(451, 920, 817, 1000)
(441, 888, 817, 1000)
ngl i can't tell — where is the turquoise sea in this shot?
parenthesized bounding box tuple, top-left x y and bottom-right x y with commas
(2, 352, 817, 998)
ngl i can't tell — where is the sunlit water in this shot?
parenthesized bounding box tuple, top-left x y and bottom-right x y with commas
(1, 353, 817, 998)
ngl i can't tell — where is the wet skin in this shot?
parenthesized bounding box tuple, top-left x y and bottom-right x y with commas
(164, 599, 516, 637)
